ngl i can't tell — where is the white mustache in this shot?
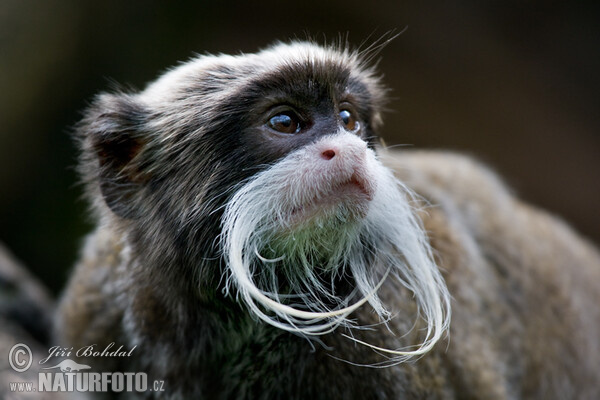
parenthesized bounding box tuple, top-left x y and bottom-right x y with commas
(220, 137, 450, 365)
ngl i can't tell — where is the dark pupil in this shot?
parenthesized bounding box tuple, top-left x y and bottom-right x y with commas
(340, 110, 357, 131)
(274, 115, 291, 127)
(340, 110, 351, 125)
(269, 114, 298, 133)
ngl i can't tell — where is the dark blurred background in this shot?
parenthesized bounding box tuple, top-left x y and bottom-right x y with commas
(1, 1, 599, 294)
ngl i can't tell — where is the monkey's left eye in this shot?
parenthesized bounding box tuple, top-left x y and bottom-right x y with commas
(267, 113, 301, 134)
(340, 109, 359, 132)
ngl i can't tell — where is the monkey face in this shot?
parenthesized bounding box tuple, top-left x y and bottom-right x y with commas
(220, 53, 381, 233)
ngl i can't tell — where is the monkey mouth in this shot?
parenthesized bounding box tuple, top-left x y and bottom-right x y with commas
(287, 173, 374, 226)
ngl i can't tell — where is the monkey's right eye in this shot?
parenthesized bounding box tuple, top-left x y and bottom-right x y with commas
(267, 113, 301, 134)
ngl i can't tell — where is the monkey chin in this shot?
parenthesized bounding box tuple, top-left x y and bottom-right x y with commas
(271, 198, 370, 270)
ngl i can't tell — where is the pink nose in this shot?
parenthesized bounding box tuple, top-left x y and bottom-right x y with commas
(314, 136, 368, 167)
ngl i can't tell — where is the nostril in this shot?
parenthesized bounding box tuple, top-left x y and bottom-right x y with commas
(321, 149, 336, 160)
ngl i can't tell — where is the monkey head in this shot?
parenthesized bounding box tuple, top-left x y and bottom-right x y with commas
(76, 42, 450, 361)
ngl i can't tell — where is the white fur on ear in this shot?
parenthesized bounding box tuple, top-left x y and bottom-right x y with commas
(220, 134, 451, 365)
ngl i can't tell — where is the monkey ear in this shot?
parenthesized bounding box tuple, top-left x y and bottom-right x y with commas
(78, 93, 150, 219)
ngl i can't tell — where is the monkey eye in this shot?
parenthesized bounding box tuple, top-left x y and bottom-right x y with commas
(267, 113, 301, 134)
(340, 109, 359, 132)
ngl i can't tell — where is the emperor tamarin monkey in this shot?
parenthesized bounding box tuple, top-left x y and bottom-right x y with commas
(56, 42, 600, 399)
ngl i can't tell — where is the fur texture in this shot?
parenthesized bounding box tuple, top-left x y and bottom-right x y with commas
(55, 41, 600, 399)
